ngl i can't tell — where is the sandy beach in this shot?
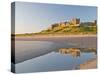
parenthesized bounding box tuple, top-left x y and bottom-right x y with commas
(15, 35, 97, 48)
(12, 35, 97, 64)
(15, 35, 97, 39)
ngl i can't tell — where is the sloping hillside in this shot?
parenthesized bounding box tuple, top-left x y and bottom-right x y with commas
(40, 25, 97, 34)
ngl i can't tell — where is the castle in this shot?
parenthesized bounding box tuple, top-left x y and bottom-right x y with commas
(48, 18, 80, 30)
(48, 18, 96, 30)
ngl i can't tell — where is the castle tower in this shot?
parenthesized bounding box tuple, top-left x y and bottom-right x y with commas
(94, 20, 97, 25)
(70, 18, 80, 26)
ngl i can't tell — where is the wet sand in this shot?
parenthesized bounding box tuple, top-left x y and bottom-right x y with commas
(12, 35, 97, 64)
(79, 58, 97, 69)
(15, 35, 97, 48)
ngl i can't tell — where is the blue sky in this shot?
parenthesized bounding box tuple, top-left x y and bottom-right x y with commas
(15, 2, 97, 34)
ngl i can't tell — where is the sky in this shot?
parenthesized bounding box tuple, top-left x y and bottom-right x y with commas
(15, 2, 97, 34)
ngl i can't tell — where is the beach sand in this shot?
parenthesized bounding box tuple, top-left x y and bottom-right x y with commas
(15, 35, 97, 48)
(12, 35, 97, 63)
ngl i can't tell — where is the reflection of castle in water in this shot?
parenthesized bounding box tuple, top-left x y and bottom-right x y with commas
(58, 48, 96, 58)
(59, 48, 81, 58)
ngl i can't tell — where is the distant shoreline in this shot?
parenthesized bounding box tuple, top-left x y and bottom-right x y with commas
(13, 34, 97, 41)
(14, 34, 97, 38)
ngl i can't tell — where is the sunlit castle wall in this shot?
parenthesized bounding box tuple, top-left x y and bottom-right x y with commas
(70, 18, 80, 26)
